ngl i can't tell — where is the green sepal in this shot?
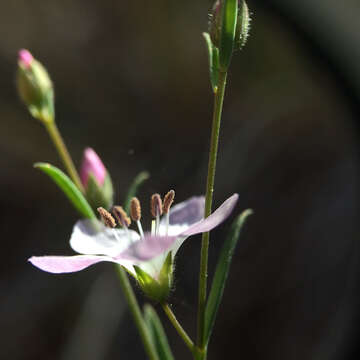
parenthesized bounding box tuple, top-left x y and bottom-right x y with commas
(235, 1, 251, 50)
(85, 172, 114, 211)
(34, 162, 96, 219)
(124, 171, 150, 212)
(158, 252, 173, 293)
(144, 304, 175, 360)
(204, 208, 253, 345)
(219, 0, 238, 71)
(203, 32, 220, 93)
(134, 252, 173, 303)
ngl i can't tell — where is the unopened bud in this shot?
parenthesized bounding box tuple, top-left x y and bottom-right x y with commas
(209, 0, 251, 51)
(16, 49, 54, 121)
(18, 49, 33, 69)
(80, 148, 106, 187)
(81, 148, 114, 211)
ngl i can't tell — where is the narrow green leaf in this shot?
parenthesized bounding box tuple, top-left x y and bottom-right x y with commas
(34, 162, 96, 219)
(144, 304, 175, 360)
(124, 171, 150, 212)
(204, 208, 253, 344)
(203, 32, 219, 93)
(219, 0, 238, 70)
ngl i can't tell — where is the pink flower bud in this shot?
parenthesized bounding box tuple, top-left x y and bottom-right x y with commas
(80, 148, 106, 187)
(18, 49, 34, 68)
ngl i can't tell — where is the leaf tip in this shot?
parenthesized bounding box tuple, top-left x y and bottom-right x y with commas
(33, 162, 51, 169)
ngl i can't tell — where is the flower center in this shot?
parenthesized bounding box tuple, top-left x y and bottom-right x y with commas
(97, 190, 176, 239)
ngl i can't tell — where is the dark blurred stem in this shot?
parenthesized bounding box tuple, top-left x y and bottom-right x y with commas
(115, 266, 159, 360)
(43, 118, 84, 193)
(197, 70, 228, 358)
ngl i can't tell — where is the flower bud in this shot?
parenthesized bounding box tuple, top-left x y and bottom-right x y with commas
(16, 49, 54, 121)
(209, 0, 251, 51)
(80, 148, 106, 187)
(80, 148, 114, 210)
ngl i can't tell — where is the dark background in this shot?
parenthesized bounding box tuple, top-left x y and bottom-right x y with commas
(0, 0, 359, 359)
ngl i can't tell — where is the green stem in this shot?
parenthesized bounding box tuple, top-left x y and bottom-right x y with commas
(162, 302, 195, 354)
(116, 266, 159, 360)
(197, 70, 228, 356)
(42, 118, 84, 193)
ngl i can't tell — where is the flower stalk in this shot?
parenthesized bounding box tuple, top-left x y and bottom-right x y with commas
(115, 265, 159, 360)
(43, 117, 85, 193)
(161, 302, 195, 354)
(197, 69, 228, 357)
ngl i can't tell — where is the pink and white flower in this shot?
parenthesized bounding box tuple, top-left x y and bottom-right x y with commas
(29, 194, 239, 280)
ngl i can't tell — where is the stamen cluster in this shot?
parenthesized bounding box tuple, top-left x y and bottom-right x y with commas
(97, 190, 176, 238)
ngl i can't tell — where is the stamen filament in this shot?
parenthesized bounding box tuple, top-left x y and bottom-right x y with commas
(112, 228, 121, 242)
(151, 220, 156, 236)
(137, 220, 145, 238)
(123, 226, 130, 237)
(165, 212, 170, 236)
(155, 213, 160, 236)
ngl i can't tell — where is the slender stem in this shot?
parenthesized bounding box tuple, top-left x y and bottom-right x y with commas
(116, 266, 159, 360)
(162, 303, 195, 354)
(197, 70, 228, 355)
(42, 118, 84, 193)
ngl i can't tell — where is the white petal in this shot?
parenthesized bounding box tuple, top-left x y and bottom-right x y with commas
(168, 236, 188, 257)
(70, 219, 140, 257)
(159, 224, 189, 236)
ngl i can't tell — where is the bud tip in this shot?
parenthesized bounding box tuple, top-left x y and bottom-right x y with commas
(18, 49, 33, 68)
(80, 147, 107, 187)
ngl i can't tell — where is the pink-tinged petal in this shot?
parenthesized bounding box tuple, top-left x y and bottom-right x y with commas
(159, 196, 205, 236)
(169, 196, 205, 226)
(80, 148, 107, 187)
(118, 234, 178, 262)
(28, 255, 114, 274)
(180, 193, 239, 236)
(18, 49, 34, 68)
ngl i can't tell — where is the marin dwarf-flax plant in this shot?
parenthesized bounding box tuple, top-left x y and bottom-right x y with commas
(17, 1, 252, 359)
